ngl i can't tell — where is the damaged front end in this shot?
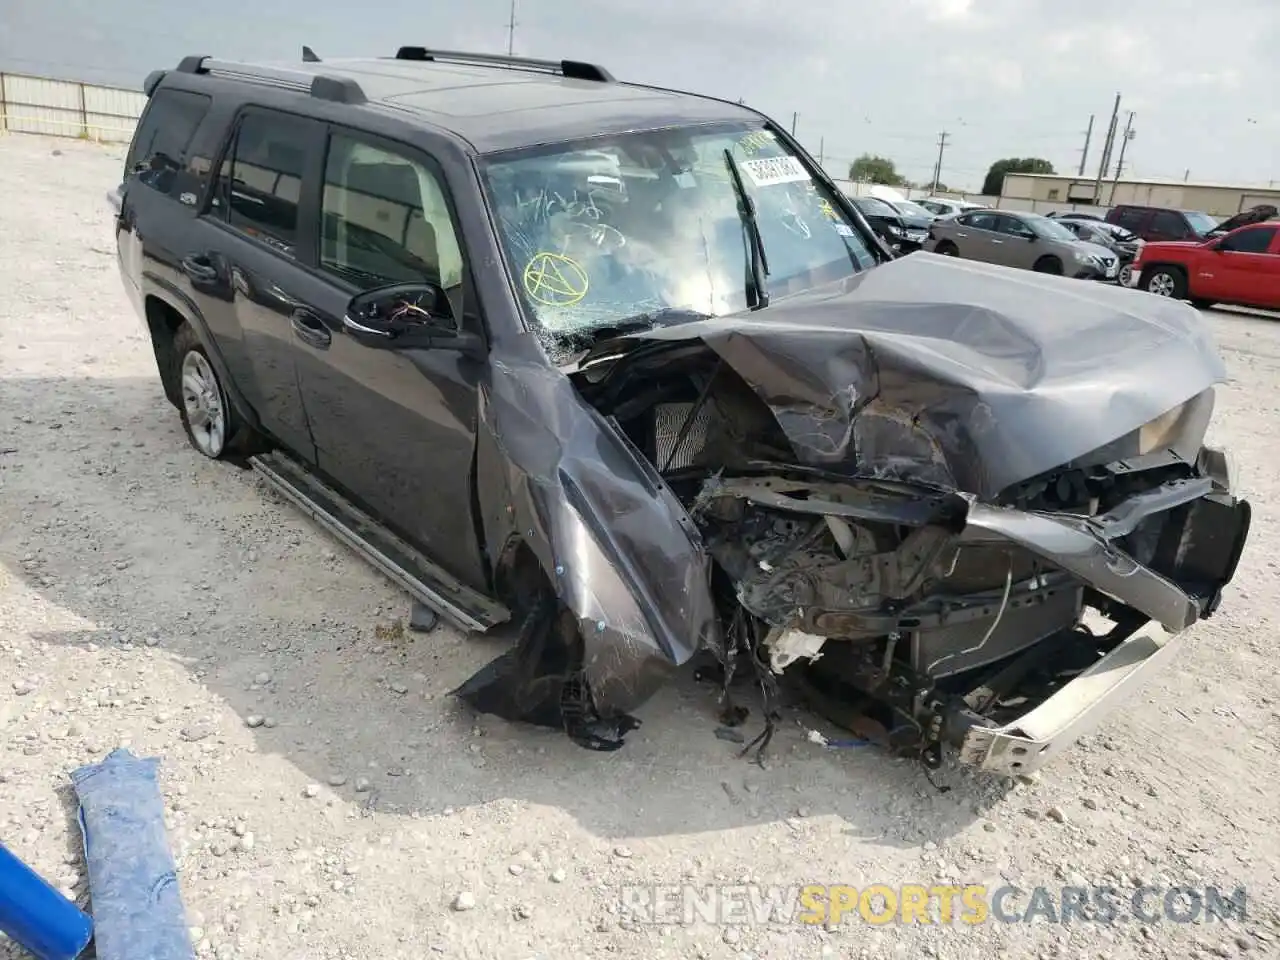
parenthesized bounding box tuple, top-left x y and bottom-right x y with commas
(689, 443, 1248, 775)
(463, 256, 1251, 775)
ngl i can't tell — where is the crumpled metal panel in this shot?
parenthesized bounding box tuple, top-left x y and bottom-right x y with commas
(579, 252, 1227, 499)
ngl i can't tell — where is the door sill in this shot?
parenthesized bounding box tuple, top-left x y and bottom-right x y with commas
(249, 451, 510, 634)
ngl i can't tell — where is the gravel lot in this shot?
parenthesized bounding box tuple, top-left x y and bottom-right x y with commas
(2, 133, 1279, 960)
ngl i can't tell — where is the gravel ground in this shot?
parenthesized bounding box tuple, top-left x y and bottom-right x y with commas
(2, 133, 1279, 960)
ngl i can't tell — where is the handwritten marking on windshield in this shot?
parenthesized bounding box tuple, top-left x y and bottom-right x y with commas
(523, 252, 590, 307)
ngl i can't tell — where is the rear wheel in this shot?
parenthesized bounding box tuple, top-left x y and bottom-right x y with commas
(1032, 255, 1063, 275)
(1118, 263, 1134, 287)
(935, 240, 959, 256)
(1141, 266, 1186, 299)
(172, 324, 259, 460)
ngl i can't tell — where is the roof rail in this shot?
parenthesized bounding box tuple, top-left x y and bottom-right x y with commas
(173, 55, 366, 105)
(393, 47, 614, 83)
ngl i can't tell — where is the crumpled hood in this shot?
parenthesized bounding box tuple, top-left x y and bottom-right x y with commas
(581, 252, 1227, 498)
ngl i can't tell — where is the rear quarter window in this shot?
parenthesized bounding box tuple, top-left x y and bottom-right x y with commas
(125, 87, 213, 200)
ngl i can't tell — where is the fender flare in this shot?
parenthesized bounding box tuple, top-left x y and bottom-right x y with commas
(140, 273, 264, 433)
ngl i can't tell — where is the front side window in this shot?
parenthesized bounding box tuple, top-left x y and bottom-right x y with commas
(126, 88, 212, 197)
(480, 123, 875, 346)
(212, 110, 316, 258)
(318, 133, 465, 315)
(1221, 227, 1276, 254)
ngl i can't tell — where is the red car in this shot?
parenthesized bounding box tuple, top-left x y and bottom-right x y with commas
(1129, 221, 1280, 310)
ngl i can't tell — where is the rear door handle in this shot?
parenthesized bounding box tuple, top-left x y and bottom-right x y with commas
(180, 254, 218, 284)
(956, 232, 968, 238)
(991, 239, 1004, 244)
(291, 309, 332, 350)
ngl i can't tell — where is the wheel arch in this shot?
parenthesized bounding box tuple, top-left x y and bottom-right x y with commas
(140, 278, 263, 434)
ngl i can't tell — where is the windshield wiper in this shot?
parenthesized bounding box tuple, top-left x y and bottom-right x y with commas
(723, 148, 770, 310)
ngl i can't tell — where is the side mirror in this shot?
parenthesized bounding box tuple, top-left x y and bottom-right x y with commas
(343, 282, 484, 357)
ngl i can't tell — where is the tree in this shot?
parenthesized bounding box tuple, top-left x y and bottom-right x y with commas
(849, 154, 906, 186)
(982, 157, 1055, 197)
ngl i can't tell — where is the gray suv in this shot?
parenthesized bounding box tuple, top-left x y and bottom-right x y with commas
(927, 209, 1119, 279)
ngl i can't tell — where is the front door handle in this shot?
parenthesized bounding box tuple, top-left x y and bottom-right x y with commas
(180, 254, 218, 284)
(955, 232, 968, 238)
(991, 239, 1004, 244)
(291, 309, 332, 350)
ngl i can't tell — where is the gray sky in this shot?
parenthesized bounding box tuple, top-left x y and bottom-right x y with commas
(2, 0, 1276, 190)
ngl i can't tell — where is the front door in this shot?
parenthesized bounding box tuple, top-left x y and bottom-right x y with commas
(287, 126, 489, 592)
(1202, 226, 1280, 308)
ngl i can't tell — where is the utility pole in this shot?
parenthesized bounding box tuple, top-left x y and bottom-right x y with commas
(1092, 93, 1121, 203)
(1108, 111, 1135, 203)
(506, 0, 517, 55)
(930, 131, 949, 194)
(1077, 114, 1094, 176)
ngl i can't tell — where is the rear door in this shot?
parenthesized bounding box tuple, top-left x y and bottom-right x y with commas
(1203, 226, 1280, 307)
(989, 214, 1039, 269)
(949, 211, 1002, 259)
(199, 106, 327, 460)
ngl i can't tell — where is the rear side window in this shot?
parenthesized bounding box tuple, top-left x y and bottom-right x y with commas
(1111, 207, 1146, 232)
(1222, 227, 1276, 254)
(125, 88, 212, 197)
(211, 110, 317, 259)
(1151, 210, 1188, 237)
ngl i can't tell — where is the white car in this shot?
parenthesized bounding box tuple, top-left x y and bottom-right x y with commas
(916, 197, 988, 218)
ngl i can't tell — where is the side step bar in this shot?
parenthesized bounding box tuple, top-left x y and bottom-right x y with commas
(249, 451, 509, 634)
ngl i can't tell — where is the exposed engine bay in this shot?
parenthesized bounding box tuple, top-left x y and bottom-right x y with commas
(571, 339, 1251, 773)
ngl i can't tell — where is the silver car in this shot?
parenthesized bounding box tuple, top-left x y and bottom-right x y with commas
(927, 209, 1120, 280)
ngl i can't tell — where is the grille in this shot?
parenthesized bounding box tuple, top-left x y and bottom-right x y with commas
(654, 402, 714, 471)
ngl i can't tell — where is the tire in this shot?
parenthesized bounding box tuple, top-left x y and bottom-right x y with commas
(935, 240, 959, 256)
(1118, 263, 1133, 287)
(1190, 298, 1216, 311)
(1032, 256, 1063, 275)
(172, 324, 258, 460)
(1141, 266, 1186, 300)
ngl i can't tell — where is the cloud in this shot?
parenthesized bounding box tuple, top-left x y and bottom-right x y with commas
(0, 0, 1274, 188)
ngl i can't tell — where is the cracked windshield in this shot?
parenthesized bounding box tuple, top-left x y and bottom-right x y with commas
(482, 123, 877, 350)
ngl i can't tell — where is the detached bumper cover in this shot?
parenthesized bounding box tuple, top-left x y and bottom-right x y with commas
(954, 488, 1251, 775)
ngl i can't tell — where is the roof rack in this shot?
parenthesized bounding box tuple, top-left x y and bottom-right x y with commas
(393, 47, 614, 83)
(174, 55, 366, 105)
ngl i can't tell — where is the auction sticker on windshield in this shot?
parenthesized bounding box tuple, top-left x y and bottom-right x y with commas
(740, 156, 810, 187)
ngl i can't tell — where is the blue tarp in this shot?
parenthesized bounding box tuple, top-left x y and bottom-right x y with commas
(71, 749, 195, 960)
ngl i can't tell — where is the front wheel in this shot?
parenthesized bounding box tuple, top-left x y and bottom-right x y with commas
(934, 240, 959, 256)
(1141, 266, 1186, 300)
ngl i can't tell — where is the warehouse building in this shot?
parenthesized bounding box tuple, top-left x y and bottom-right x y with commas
(1000, 173, 1280, 217)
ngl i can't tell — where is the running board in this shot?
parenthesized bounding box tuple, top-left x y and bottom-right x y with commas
(249, 451, 509, 634)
